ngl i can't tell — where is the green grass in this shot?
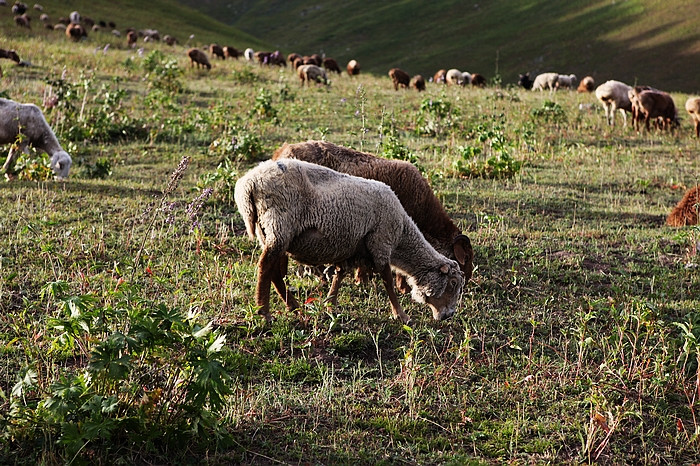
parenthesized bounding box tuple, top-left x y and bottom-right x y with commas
(177, 0, 700, 93)
(1, 19, 700, 464)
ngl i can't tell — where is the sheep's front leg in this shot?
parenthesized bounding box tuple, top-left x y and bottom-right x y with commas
(2, 146, 21, 173)
(256, 248, 298, 321)
(379, 264, 410, 324)
(326, 266, 346, 306)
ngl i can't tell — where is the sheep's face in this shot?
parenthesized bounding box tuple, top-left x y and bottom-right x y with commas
(51, 151, 72, 179)
(410, 261, 463, 321)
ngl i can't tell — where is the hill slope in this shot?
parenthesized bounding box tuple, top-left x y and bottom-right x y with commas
(176, 0, 700, 92)
(1, 0, 268, 51)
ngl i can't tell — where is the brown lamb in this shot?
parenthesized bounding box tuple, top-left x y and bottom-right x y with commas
(187, 48, 211, 70)
(667, 186, 700, 227)
(272, 141, 474, 289)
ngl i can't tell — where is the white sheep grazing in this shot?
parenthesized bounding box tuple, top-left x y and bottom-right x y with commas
(686, 97, 700, 138)
(595, 80, 633, 126)
(234, 159, 464, 324)
(461, 71, 472, 85)
(244, 48, 254, 61)
(532, 72, 559, 91)
(556, 73, 577, 90)
(445, 68, 464, 86)
(0, 98, 72, 178)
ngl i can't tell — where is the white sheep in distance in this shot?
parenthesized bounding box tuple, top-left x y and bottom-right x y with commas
(0, 98, 71, 178)
(445, 68, 465, 86)
(234, 158, 464, 324)
(556, 73, 577, 90)
(685, 97, 700, 138)
(595, 80, 633, 126)
(532, 72, 559, 91)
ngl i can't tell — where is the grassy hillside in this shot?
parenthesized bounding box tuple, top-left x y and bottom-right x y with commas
(0, 0, 268, 51)
(177, 0, 700, 93)
(1, 5, 700, 464)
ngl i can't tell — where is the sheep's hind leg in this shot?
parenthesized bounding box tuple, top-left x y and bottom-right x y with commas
(326, 266, 346, 306)
(379, 264, 410, 324)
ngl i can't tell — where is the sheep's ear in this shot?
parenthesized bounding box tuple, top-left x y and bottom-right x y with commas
(440, 264, 449, 274)
(453, 234, 472, 265)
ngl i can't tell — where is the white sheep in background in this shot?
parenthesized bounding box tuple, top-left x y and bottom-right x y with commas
(532, 72, 559, 91)
(244, 48, 254, 61)
(595, 80, 633, 126)
(234, 158, 464, 324)
(461, 71, 472, 85)
(445, 68, 465, 86)
(556, 73, 577, 90)
(0, 98, 71, 178)
(685, 97, 700, 138)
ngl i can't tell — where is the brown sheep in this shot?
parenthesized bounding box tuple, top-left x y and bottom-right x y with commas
(187, 48, 211, 70)
(470, 73, 486, 87)
(411, 74, 426, 92)
(346, 59, 360, 76)
(126, 30, 137, 48)
(323, 57, 342, 74)
(292, 57, 303, 69)
(0, 49, 21, 63)
(685, 97, 700, 138)
(224, 46, 240, 59)
(209, 44, 225, 60)
(14, 14, 31, 29)
(66, 23, 86, 41)
(163, 35, 177, 46)
(577, 76, 595, 93)
(302, 55, 321, 66)
(287, 53, 301, 65)
(433, 69, 446, 84)
(667, 186, 699, 227)
(388, 68, 410, 90)
(636, 89, 679, 132)
(272, 141, 474, 290)
(297, 64, 327, 86)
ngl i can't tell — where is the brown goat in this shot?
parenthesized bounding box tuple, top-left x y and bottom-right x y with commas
(65, 23, 86, 41)
(346, 59, 360, 76)
(685, 97, 700, 138)
(411, 74, 426, 92)
(186, 48, 211, 70)
(577, 76, 595, 93)
(272, 141, 474, 289)
(433, 69, 446, 84)
(667, 186, 700, 227)
(636, 90, 679, 132)
(209, 44, 225, 60)
(323, 57, 342, 74)
(388, 68, 410, 90)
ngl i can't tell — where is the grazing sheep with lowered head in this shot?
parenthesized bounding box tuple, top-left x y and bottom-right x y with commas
(518, 73, 534, 90)
(556, 74, 577, 90)
(595, 80, 633, 126)
(577, 76, 595, 93)
(0, 98, 71, 179)
(163, 35, 177, 46)
(272, 141, 474, 290)
(433, 69, 446, 84)
(126, 30, 137, 48)
(635, 89, 679, 132)
(66, 23, 86, 41)
(298, 64, 327, 86)
(244, 48, 254, 61)
(532, 72, 559, 91)
(346, 59, 360, 76)
(446, 68, 465, 86)
(0, 48, 21, 64)
(235, 158, 464, 324)
(411, 74, 426, 92)
(685, 97, 700, 138)
(223, 46, 240, 59)
(322, 57, 342, 74)
(388, 68, 410, 90)
(14, 14, 31, 29)
(187, 48, 211, 70)
(209, 44, 225, 60)
(471, 73, 486, 87)
(667, 186, 699, 227)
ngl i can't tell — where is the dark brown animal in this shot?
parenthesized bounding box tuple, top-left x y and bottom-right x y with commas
(470, 73, 486, 87)
(636, 89, 679, 132)
(14, 14, 31, 29)
(323, 57, 342, 74)
(667, 186, 700, 227)
(272, 141, 474, 288)
(287, 53, 301, 66)
(411, 74, 426, 91)
(388, 68, 410, 90)
(66, 23, 86, 41)
(577, 76, 595, 93)
(224, 46, 240, 59)
(163, 35, 177, 46)
(346, 59, 360, 76)
(187, 48, 211, 70)
(0, 49, 21, 63)
(433, 69, 446, 84)
(292, 57, 303, 69)
(209, 44, 225, 60)
(126, 30, 137, 48)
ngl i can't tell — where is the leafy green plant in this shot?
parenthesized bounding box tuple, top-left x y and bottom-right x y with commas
(250, 87, 278, 122)
(142, 50, 183, 94)
(452, 124, 522, 178)
(531, 100, 567, 125)
(415, 93, 458, 136)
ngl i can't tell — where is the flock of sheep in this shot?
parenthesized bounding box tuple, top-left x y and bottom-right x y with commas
(2, 2, 699, 324)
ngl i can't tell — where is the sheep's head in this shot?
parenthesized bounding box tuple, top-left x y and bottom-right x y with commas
(408, 260, 463, 321)
(51, 150, 72, 179)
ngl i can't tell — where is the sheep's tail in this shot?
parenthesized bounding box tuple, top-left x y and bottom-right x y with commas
(235, 177, 259, 240)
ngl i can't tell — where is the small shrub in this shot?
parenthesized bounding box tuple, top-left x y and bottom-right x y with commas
(452, 124, 523, 179)
(531, 100, 567, 125)
(142, 50, 183, 94)
(415, 93, 459, 136)
(250, 87, 278, 122)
